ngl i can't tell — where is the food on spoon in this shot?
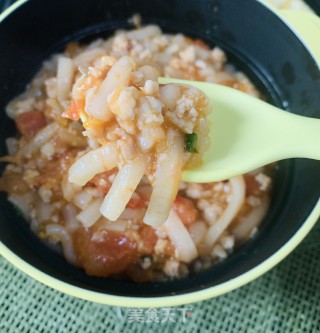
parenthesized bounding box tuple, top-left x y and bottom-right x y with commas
(64, 54, 210, 226)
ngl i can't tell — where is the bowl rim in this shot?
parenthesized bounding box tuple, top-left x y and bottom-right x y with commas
(0, 0, 320, 308)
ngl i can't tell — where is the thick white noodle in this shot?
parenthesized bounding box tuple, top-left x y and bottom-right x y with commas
(163, 209, 198, 263)
(8, 193, 34, 219)
(63, 203, 80, 232)
(143, 132, 184, 226)
(45, 224, 77, 265)
(72, 190, 94, 209)
(125, 25, 162, 40)
(37, 200, 52, 223)
(62, 176, 81, 201)
(232, 197, 269, 242)
(20, 123, 59, 156)
(100, 218, 128, 232)
(86, 56, 135, 121)
(73, 48, 106, 68)
(68, 142, 118, 186)
(57, 56, 74, 102)
(100, 154, 147, 221)
(188, 221, 208, 245)
(76, 197, 104, 228)
(205, 176, 246, 247)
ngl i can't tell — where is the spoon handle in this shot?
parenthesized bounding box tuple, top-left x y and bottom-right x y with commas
(279, 112, 320, 161)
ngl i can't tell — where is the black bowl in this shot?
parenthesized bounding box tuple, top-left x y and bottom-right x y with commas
(0, 0, 320, 307)
(306, 0, 320, 14)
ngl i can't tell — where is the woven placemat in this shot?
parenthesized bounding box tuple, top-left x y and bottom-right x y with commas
(1, 1, 319, 332)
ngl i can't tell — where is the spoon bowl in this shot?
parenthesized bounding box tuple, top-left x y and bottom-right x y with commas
(159, 78, 320, 183)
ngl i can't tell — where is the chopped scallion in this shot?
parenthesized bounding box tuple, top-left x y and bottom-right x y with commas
(185, 132, 198, 153)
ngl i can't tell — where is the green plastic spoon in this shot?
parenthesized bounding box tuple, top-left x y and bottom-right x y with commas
(159, 77, 320, 183)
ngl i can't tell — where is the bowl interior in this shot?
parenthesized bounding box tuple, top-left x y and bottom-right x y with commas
(0, 0, 320, 299)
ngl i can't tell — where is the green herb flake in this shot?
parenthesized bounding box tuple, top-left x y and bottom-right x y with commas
(185, 132, 198, 153)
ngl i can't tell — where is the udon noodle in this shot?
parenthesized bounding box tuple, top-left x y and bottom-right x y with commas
(0, 24, 272, 281)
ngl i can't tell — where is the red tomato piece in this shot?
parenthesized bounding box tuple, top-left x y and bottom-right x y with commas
(139, 225, 158, 254)
(173, 195, 198, 226)
(244, 174, 261, 196)
(73, 227, 138, 277)
(62, 100, 82, 121)
(16, 111, 46, 139)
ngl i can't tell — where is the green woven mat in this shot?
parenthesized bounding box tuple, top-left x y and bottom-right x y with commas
(1, 1, 320, 332)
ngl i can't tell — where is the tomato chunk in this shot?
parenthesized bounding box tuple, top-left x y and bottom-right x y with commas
(244, 174, 260, 196)
(62, 100, 82, 121)
(16, 111, 46, 139)
(73, 227, 138, 277)
(173, 195, 198, 226)
(139, 225, 158, 254)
